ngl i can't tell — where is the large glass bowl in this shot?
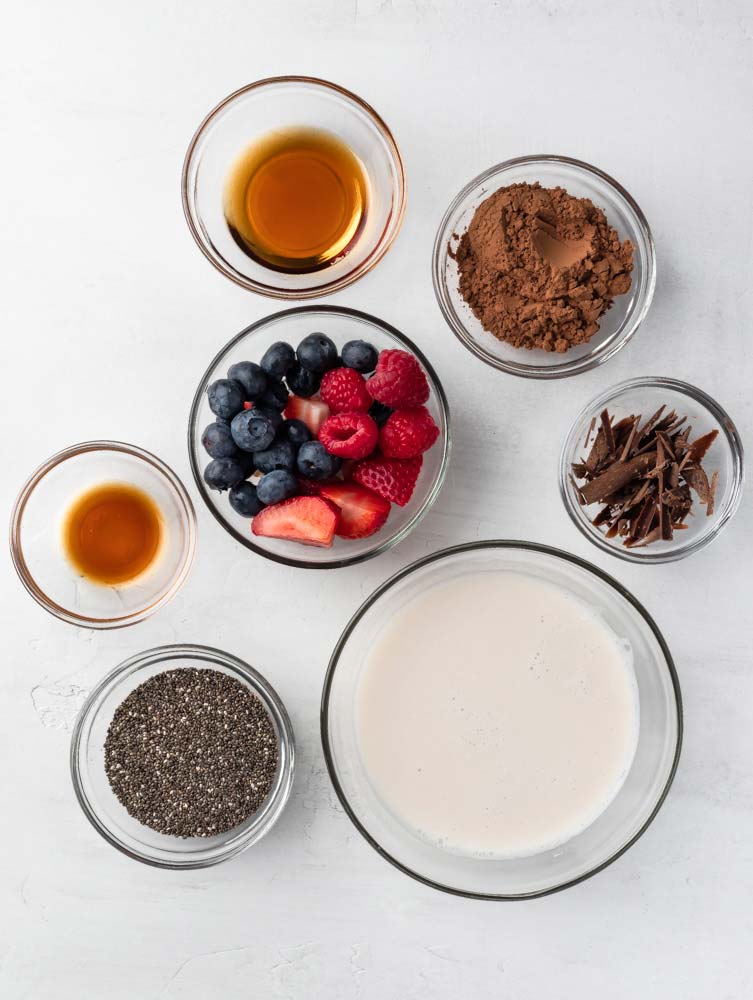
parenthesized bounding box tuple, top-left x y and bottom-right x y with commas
(182, 76, 406, 299)
(321, 542, 682, 899)
(9, 441, 197, 629)
(187, 306, 450, 569)
(432, 155, 656, 379)
(560, 378, 744, 563)
(70, 644, 295, 869)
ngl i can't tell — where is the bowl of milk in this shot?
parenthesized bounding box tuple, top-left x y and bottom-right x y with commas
(321, 541, 681, 898)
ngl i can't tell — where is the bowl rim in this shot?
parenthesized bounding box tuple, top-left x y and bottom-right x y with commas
(70, 643, 296, 869)
(320, 539, 683, 900)
(181, 75, 407, 299)
(431, 153, 657, 380)
(8, 440, 197, 629)
(559, 376, 745, 563)
(187, 304, 451, 569)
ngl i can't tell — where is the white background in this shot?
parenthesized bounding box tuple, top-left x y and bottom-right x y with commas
(1, 1, 752, 997)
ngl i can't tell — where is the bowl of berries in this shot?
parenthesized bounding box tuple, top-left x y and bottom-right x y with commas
(188, 306, 450, 568)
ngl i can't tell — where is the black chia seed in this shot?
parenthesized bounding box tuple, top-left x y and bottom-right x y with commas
(104, 667, 279, 838)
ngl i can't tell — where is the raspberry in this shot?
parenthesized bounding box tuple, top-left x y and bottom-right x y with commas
(366, 350, 430, 408)
(319, 367, 371, 413)
(379, 406, 440, 459)
(351, 455, 423, 506)
(318, 412, 379, 460)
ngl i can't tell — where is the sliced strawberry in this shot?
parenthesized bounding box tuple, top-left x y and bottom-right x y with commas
(284, 396, 331, 436)
(252, 495, 339, 547)
(352, 455, 423, 506)
(309, 481, 391, 539)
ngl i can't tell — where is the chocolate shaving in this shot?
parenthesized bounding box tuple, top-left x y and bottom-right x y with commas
(637, 405, 666, 443)
(707, 471, 718, 517)
(684, 463, 713, 505)
(619, 416, 640, 462)
(579, 452, 656, 505)
(686, 430, 718, 465)
(571, 405, 720, 549)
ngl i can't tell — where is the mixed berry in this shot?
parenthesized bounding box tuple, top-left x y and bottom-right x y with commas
(200, 333, 440, 548)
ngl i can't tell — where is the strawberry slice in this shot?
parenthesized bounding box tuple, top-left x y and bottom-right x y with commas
(308, 481, 391, 539)
(284, 396, 330, 436)
(252, 495, 339, 547)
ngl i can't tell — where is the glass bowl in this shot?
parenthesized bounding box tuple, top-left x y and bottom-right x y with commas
(321, 541, 682, 899)
(70, 644, 295, 869)
(560, 378, 744, 563)
(187, 306, 451, 569)
(432, 155, 656, 379)
(182, 76, 406, 299)
(9, 441, 197, 629)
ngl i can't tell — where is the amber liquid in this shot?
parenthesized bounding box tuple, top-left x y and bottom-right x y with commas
(223, 127, 368, 273)
(62, 482, 163, 585)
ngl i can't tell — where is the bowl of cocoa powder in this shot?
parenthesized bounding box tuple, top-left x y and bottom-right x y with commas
(433, 155, 656, 379)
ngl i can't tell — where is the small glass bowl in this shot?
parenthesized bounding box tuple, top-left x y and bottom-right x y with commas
(182, 76, 406, 299)
(560, 378, 744, 563)
(432, 155, 656, 379)
(187, 306, 451, 569)
(9, 441, 197, 628)
(322, 541, 682, 899)
(70, 644, 295, 869)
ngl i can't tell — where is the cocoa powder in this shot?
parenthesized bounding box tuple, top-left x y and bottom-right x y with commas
(453, 183, 634, 353)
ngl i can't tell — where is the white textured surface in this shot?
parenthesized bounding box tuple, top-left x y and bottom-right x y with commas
(1, 1, 752, 997)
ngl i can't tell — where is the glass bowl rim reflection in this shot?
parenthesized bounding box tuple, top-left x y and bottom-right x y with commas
(70, 642, 296, 869)
(432, 153, 657, 379)
(186, 305, 451, 570)
(181, 75, 407, 299)
(559, 376, 745, 563)
(320, 539, 683, 900)
(8, 440, 197, 629)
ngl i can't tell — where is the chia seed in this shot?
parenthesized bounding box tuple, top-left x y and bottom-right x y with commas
(104, 667, 279, 838)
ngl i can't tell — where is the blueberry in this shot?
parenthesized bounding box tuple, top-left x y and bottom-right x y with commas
(342, 339, 379, 373)
(297, 333, 338, 373)
(286, 363, 321, 398)
(237, 451, 256, 478)
(296, 441, 341, 480)
(260, 341, 296, 379)
(201, 421, 238, 459)
(281, 418, 311, 447)
(227, 361, 267, 401)
(368, 400, 393, 427)
(203, 458, 246, 492)
(256, 470, 298, 506)
(230, 410, 276, 452)
(260, 376, 289, 411)
(207, 379, 245, 419)
(253, 439, 296, 474)
(228, 481, 264, 517)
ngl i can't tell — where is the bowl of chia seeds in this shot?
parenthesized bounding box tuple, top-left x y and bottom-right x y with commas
(70, 644, 295, 868)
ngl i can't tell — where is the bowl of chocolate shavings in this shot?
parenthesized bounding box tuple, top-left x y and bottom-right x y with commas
(560, 377, 744, 563)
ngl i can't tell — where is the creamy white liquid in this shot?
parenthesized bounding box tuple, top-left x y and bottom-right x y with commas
(356, 571, 639, 858)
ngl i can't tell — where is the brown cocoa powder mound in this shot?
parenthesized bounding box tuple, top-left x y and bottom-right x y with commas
(453, 182, 635, 353)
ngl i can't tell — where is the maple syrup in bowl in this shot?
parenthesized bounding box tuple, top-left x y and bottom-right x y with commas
(182, 77, 406, 298)
(10, 442, 197, 628)
(224, 127, 368, 273)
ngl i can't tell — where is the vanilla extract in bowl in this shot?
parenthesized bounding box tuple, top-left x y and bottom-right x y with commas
(223, 127, 369, 273)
